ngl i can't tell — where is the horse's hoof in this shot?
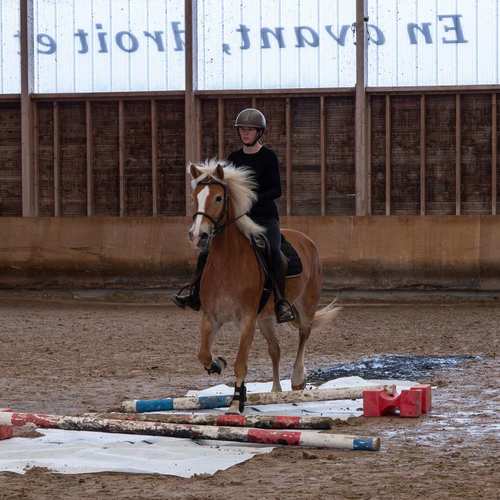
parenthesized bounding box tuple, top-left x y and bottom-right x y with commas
(291, 383, 305, 391)
(225, 405, 240, 415)
(205, 356, 227, 375)
(232, 383, 247, 413)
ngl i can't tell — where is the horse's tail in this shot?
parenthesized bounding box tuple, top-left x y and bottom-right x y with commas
(311, 298, 342, 330)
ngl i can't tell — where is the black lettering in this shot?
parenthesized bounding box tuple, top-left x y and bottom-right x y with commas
(325, 25, 349, 46)
(171, 22, 184, 51)
(367, 24, 385, 45)
(96, 24, 109, 53)
(37, 34, 56, 55)
(74, 29, 89, 54)
(116, 31, 139, 52)
(237, 24, 251, 49)
(438, 14, 467, 44)
(261, 27, 285, 48)
(144, 31, 165, 52)
(295, 26, 319, 48)
(407, 22, 433, 44)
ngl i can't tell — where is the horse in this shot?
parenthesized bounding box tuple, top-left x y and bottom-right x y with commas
(187, 159, 341, 413)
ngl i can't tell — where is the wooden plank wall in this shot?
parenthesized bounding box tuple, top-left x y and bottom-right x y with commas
(0, 102, 22, 216)
(370, 96, 386, 215)
(1, 92, 500, 217)
(425, 95, 456, 215)
(157, 99, 185, 215)
(461, 94, 491, 215)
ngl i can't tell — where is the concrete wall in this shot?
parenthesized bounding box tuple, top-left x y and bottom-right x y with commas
(1, 216, 499, 290)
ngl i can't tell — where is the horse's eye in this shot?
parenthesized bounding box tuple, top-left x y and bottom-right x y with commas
(215, 195, 223, 203)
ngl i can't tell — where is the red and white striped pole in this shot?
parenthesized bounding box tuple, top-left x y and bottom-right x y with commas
(95, 412, 334, 430)
(0, 411, 380, 451)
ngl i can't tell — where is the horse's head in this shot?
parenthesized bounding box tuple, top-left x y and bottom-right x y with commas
(189, 163, 228, 250)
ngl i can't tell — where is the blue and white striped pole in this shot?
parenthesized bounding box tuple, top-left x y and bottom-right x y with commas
(121, 385, 396, 413)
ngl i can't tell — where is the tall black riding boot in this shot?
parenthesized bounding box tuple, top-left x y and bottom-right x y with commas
(272, 263, 296, 323)
(172, 251, 208, 311)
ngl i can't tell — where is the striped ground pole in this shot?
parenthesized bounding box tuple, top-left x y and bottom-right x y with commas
(94, 412, 334, 430)
(0, 412, 380, 450)
(121, 385, 396, 413)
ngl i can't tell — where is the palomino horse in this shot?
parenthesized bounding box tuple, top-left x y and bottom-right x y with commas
(188, 159, 341, 413)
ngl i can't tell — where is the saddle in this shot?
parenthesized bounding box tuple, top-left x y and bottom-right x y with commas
(251, 233, 303, 313)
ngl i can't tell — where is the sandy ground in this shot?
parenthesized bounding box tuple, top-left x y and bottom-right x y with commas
(0, 294, 499, 499)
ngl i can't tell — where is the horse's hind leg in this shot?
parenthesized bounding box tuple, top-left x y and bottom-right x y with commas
(257, 317, 282, 392)
(291, 323, 312, 390)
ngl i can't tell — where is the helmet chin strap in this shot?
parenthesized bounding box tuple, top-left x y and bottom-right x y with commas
(237, 128, 264, 147)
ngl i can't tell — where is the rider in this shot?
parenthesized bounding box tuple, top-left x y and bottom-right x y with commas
(173, 108, 295, 323)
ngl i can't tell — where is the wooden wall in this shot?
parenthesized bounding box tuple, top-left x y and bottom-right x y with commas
(0, 91, 499, 217)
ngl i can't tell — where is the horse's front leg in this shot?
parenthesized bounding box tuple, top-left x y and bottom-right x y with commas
(227, 315, 257, 414)
(198, 313, 226, 375)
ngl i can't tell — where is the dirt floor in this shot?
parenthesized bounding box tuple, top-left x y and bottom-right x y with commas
(0, 293, 499, 499)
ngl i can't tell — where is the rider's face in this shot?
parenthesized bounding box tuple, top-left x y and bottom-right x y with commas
(239, 127, 259, 145)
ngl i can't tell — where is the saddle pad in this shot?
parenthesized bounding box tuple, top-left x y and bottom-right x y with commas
(281, 235, 303, 277)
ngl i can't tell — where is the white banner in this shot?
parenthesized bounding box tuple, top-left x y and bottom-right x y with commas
(34, 0, 185, 93)
(0, 1, 499, 93)
(197, 0, 356, 90)
(368, 0, 500, 87)
(0, 0, 20, 94)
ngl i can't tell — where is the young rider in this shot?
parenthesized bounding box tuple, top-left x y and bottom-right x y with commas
(173, 108, 295, 323)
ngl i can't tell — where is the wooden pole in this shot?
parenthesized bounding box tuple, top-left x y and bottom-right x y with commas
(420, 95, 426, 216)
(286, 97, 292, 215)
(355, 0, 369, 215)
(0, 411, 380, 451)
(119, 100, 125, 217)
(385, 95, 391, 216)
(95, 412, 334, 430)
(53, 102, 60, 217)
(218, 98, 224, 158)
(492, 94, 497, 215)
(86, 101, 94, 216)
(320, 96, 327, 216)
(151, 99, 159, 216)
(20, 0, 35, 216)
(456, 94, 461, 215)
(184, 0, 198, 216)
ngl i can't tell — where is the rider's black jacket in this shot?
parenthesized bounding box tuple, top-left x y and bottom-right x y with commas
(227, 146, 281, 220)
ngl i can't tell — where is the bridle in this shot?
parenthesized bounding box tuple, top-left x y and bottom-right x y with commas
(192, 177, 246, 238)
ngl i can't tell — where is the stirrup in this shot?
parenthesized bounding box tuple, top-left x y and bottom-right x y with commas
(171, 285, 201, 311)
(276, 300, 296, 323)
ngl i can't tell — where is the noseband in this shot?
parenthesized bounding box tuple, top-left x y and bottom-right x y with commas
(192, 177, 246, 238)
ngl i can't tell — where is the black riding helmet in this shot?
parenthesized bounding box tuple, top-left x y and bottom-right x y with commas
(234, 108, 266, 146)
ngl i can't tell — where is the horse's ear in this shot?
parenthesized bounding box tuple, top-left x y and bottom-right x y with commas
(214, 164, 225, 180)
(190, 163, 202, 179)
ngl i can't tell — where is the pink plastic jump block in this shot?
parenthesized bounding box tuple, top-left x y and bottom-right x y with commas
(0, 425, 14, 440)
(409, 384, 432, 413)
(363, 388, 423, 417)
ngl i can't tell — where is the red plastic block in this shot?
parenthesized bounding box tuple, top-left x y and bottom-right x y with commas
(363, 389, 422, 418)
(410, 385, 432, 413)
(0, 425, 14, 440)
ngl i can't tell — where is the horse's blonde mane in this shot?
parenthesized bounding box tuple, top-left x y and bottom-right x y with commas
(188, 159, 264, 239)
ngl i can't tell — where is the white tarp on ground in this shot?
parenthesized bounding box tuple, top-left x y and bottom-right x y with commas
(0, 377, 416, 477)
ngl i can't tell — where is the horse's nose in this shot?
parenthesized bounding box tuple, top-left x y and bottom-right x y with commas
(199, 232, 209, 242)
